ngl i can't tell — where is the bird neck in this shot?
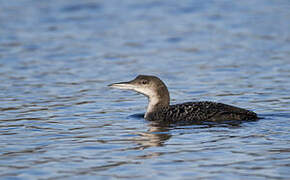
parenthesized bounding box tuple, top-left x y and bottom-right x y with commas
(145, 86, 170, 118)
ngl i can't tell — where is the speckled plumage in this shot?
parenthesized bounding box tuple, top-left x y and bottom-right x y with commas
(109, 75, 258, 122)
(145, 101, 258, 122)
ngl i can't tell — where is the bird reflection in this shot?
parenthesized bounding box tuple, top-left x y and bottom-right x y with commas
(127, 113, 257, 151)
(132, 122, 172, 150)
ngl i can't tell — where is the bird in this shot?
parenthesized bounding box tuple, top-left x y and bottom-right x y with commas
(108, 75, 258, 122)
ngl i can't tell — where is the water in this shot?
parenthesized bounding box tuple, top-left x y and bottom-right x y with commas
(1, 0, 290, 179)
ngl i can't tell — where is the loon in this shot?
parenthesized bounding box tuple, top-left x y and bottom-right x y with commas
(109, 75, 258, 122)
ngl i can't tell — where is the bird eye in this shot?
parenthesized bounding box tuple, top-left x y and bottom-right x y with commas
(141, 80, 148, 85)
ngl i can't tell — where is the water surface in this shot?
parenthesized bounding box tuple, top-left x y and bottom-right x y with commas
(0, 0, 290, 179)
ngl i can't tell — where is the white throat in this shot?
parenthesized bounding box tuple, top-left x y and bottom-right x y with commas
(145, 95, 160, 118)
(131, 85, 169, 119)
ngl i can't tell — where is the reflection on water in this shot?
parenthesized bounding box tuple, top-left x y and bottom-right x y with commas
(135, 121, 244, 150)
(1, 0, 290, 179)
(132, 124, 172, 150)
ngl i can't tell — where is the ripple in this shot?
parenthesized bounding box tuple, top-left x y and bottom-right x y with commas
(0, 0, 290, 179)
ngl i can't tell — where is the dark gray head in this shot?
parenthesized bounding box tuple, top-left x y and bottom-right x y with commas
(109, 75, 170, 116)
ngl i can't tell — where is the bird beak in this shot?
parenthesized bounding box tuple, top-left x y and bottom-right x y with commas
(108, 81, 136, 90)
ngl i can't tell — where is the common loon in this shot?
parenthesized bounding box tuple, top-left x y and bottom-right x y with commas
(109, 75, 258, 122)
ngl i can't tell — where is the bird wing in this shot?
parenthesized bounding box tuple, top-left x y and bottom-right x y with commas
(160, 101, 257, 122)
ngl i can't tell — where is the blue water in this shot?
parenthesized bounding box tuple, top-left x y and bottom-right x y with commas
(0, 0, 290, 179)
